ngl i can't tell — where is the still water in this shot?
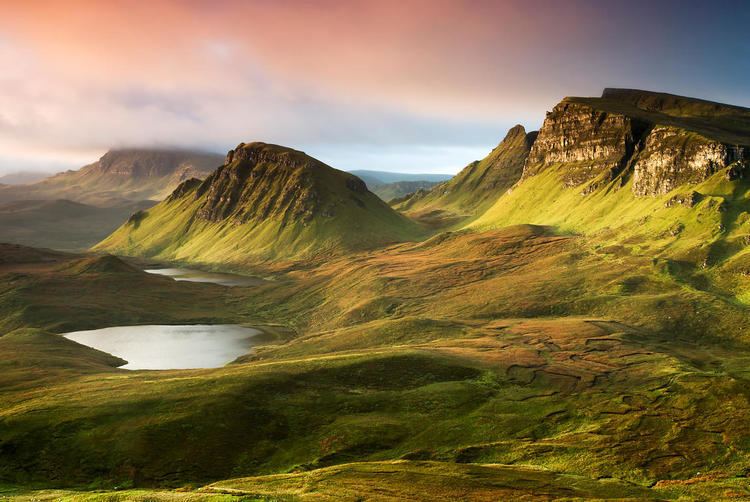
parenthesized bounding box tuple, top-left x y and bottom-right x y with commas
(144, 267, 261, 287)
(63, 324, 260, 370)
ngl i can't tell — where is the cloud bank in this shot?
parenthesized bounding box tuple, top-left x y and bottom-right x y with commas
(0, 0, 748, 173)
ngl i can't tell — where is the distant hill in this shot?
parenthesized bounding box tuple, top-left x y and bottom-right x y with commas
(97, 142, 422, 264)
(0, 149, 223, 207)
(0, 171, 53, 185)
(0, 198, 156, 251)
(373, 180, 442, 202)
(348, 170, 452, 186)
(347, 170, 452, 203)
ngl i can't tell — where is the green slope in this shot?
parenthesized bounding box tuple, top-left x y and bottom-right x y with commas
(397, 125, 536, 226)
(470, 89, 750, 270)
(8, 89, 750, 500)
(96, 142, 423, 265)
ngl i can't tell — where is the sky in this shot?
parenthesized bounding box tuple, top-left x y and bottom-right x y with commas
(0, 0, 749, 175)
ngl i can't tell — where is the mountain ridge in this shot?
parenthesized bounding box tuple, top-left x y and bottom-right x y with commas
(0, 148, 223, 207)
(96, 142, 422, 264)
(396, 124, 537, 225)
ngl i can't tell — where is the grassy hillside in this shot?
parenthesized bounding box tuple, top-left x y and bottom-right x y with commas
(6, 224, 750, 495)
(7, 89, 750, 499)
(470, 151, 750, 268)
(96, 143, 424, 265)
(397, 125, 536, 227)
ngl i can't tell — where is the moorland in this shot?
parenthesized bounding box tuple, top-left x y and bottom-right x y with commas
(3, 89, 750, 500)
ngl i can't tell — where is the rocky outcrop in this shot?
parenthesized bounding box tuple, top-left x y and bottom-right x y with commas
(632, 126, 748, 196)
(167, 178, 202, 201)
(523, 100, 648, 188)
(451, 124, 536, 194)
(87, 149, 220, 179)
(194, 142, 374, 225)
(523, 90, 750, 197)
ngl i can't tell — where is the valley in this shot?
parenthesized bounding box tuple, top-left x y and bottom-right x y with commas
(4, 88, 750, 501)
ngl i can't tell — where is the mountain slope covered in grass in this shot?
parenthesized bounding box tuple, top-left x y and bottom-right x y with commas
(397, 125, 537, 226)
(96, 142, 422, 264)
(8, 89, 750, 500)
(471, 89, 750, 270)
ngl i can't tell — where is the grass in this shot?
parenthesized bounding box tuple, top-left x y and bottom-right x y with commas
(96, 144, 425, 266)
(396, 125, 532, 228)
(4, 221, 750, 498)
(7, 115, 750, 497)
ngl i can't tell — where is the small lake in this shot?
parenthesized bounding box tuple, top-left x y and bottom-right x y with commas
(63, 324, 261, 370)
(144, 267, 262, 287)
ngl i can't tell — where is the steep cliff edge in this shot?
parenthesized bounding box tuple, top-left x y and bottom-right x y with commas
(96, 142, 421, 264)
(397, 125, 536, 224)
(473, 89, 750, 267)
(522, 101, 647, 189)
(521, 89, 750, 196)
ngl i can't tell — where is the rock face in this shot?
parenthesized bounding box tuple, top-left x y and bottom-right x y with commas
(632, 126, 747, 196)
(194, 142, 371, 225)
(523, 101, 647, 188)
(523, 89, 750, 197)
(85, 149, 218, 180)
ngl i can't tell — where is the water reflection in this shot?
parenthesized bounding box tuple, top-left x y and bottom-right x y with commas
(144, 267, 262, 287)
(63, 324, 260, 370)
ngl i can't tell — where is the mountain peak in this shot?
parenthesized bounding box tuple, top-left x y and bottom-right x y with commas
(397, 124, 536, 220)
(503, 124, 527, 139)
(90, 148, 222, 179)
(98, 142, 420, 262)
(195, 141, 367, 224)
(224, 141, 309, 166)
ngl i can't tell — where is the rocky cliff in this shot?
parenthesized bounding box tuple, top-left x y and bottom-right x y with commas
(84, 149, 218, 179)
(523, 89, 750, 197)
(631, 126, 748, 196)
(523, 101, 647, 189)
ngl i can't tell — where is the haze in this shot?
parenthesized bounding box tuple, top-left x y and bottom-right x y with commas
(1, 0, 748, 174)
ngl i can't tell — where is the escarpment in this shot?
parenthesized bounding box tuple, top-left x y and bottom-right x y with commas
(522, 100, 648, 188)
(631, 126, 748, 196)
(523, 89, 750, 196)
(0, 148, 223, 206)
